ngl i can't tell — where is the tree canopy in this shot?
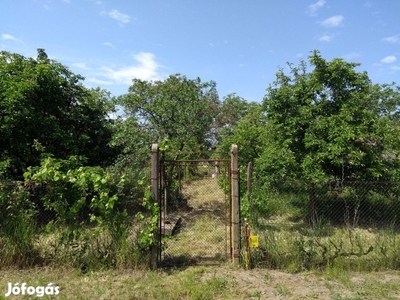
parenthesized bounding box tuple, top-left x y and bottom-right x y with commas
(0, 49, 118, 180)
(259, 50, 400, 181)
(2, 48, 400, 183)
(117, 74, 220, 159)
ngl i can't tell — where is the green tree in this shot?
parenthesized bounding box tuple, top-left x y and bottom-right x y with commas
(215, 102, 265, 165)
(214, 102, 266, 218)
(0, 49, 118, 179)
(70, 87, 119, 167)
(261, 50, 400, 181)
(213, 93, 253, 145)
(117, 74, 219, 159)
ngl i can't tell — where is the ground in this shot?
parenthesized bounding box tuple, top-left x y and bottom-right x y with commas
(1, 266, 400, 299)
(204, 266, 400, 299)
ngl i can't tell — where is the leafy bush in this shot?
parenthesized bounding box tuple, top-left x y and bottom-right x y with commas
(24, 156, 131, 270)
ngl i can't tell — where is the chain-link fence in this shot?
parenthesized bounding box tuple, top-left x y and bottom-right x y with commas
(249, 181, 400, 228)
(0, 179, 148, 269)
(159, 160, 231, 266)
(246, 180, 400, 271)
(0, 179, 145, 224)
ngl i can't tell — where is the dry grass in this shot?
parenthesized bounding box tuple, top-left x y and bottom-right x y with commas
(1, 266, 400, 299)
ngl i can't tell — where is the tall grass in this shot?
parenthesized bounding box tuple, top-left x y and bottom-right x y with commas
(31, 218, 155, 271)
(0, 218, 38, 268)
(0, 180, 152, 271)
(0, 182, 39, 268)
(248, 214, 400, 273)
(247, 181, 400, 272)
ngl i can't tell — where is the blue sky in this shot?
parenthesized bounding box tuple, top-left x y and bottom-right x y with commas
(1, 0, 399, 102)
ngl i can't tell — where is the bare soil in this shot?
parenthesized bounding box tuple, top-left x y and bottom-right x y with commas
(204, 266, 400, 299)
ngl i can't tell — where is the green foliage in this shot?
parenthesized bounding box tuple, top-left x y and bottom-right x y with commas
(216, 103, 265, 165)
(261, 50, 400, 181)
(25, 156, 126, 226)
(213, 93, 253, 144)
(136, 187, 159, 250)
(0, 49, 118, 180)
(24, 156, 131, 269)
(241, 51, 400, 236)
(215, 103, 266, 204)
(3, 46, 400, 274)
(110, 116, 152, 172)
(118, 74, 219, 159)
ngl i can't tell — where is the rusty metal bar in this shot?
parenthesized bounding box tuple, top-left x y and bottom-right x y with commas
(231, 144, 240, 266)
(161, 159, 230, 163)
(150, 143, 160, 269)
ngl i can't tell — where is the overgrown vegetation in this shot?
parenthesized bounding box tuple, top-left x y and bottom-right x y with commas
(2, 48, 400, 275)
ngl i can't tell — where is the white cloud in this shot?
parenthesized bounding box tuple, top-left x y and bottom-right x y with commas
(1, 33, 22, 43)
(72, 62, 91, 70)
(319, 35, 333, 42)
(87, 77, 113, 85)
(107, 9, 131, 25)
(391, 66, 400, 71)
(103, 42, 116, 49)
(308, 0, 326, 16)
(342, 52, 360, 60)
(381, 56, 397, 64)
(101, 52, 162, 84)
(382, 35, 400, 44)
(363, 1, 372, 8)
(320, 15, 344, 27)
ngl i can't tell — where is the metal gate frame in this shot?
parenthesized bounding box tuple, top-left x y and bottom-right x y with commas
(159, 159, 231, 266)
(150, 144, 240, 268)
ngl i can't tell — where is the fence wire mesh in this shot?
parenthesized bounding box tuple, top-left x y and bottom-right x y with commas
(0, 179, 146, 269)
(249, 181, 400, 228)
(159, 160, 231, 266)
(247, 180, 400, 270)
(0, 180, 144, 225)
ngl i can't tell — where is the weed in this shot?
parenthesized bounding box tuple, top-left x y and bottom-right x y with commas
(264, 272, 271, 281)
(249, 290, 262, 299)
(275, 283, 291, 296)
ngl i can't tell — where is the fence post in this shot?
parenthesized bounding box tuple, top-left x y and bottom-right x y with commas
(150, 143, 160, 269)
(231, 144, 240, 266)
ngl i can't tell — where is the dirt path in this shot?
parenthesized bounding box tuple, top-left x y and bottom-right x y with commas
(206, 267, 400, 299)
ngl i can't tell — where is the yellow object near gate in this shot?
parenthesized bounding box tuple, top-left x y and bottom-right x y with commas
(249, 236, 259, 248)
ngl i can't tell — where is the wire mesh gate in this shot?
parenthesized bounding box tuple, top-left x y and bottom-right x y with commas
(158, 159, 231, 266)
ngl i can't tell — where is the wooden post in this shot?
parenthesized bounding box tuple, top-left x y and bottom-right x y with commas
(231, 144, 240, 266)
(150, 144, 160, 269)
